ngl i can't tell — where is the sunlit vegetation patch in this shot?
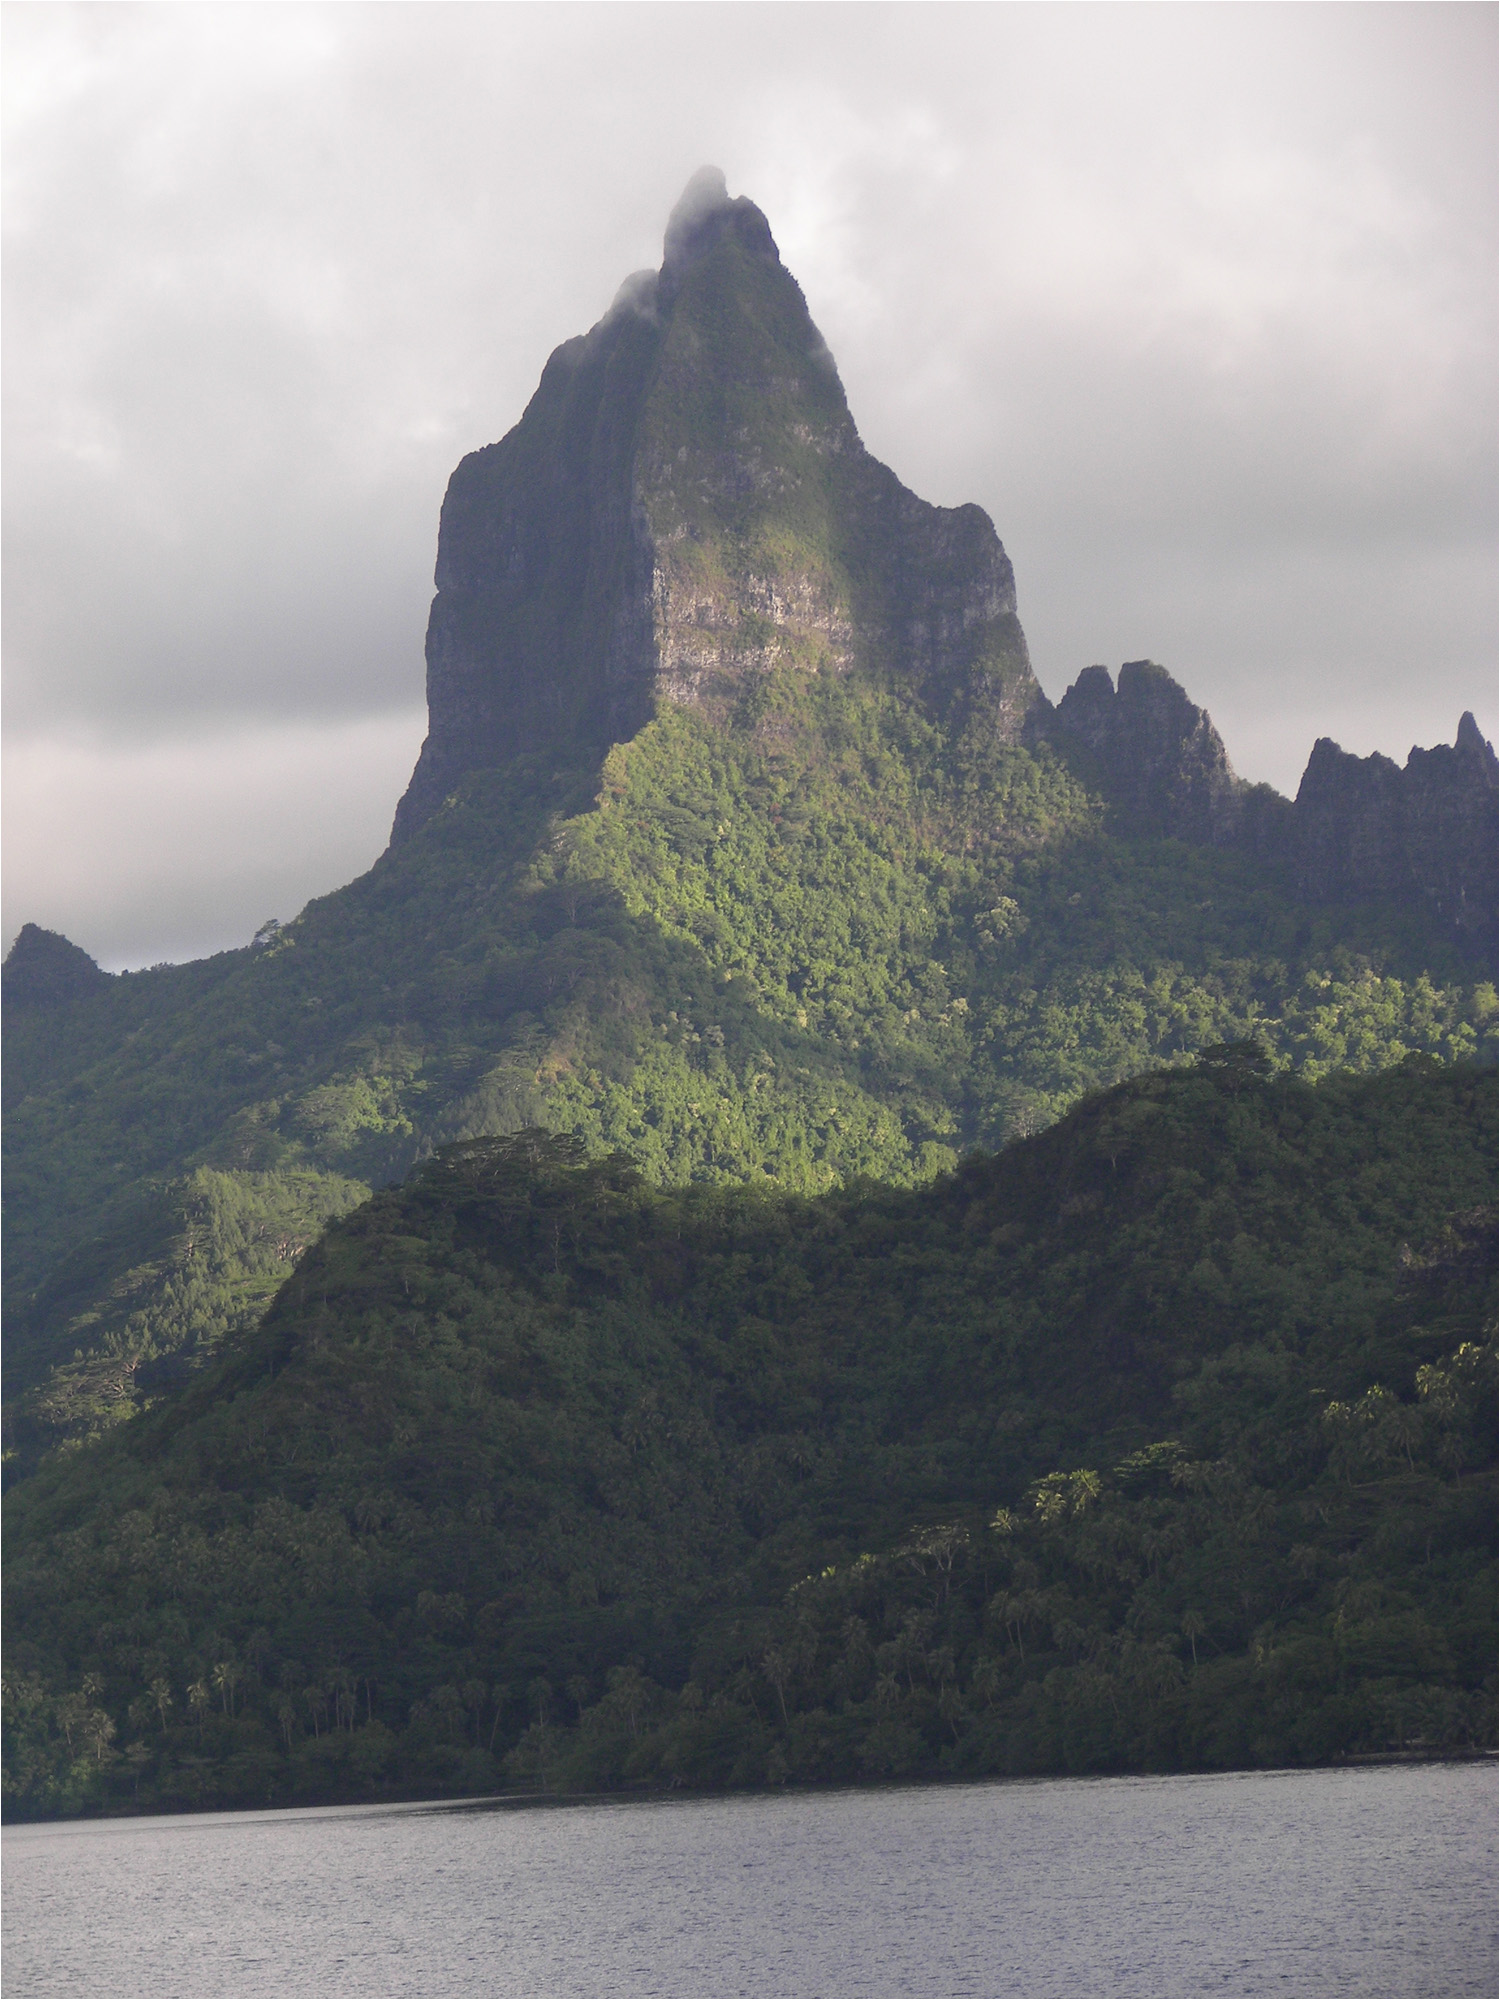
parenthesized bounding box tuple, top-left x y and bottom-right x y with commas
(6, 674, 1493, 1472)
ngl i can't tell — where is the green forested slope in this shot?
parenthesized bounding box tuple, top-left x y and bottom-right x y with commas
(5, 1056, 1493, 1817)
(6, 681, 1494, 1471)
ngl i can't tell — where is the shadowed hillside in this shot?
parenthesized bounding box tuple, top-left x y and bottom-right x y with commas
(3, 1056, 1493, 1816)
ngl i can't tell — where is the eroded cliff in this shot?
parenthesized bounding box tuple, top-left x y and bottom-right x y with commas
(392, 168, 1037, 840)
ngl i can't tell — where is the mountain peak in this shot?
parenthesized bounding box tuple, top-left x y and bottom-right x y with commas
(596, 173, 780, 331)
(660, 166, 777, 287)
(666, 164, 729, 239)
(1052, 658, 1251, 845)
(391, 176, 1037, 842)
(1454, 710, 1497, 775)
(3, 923, 111, 1007)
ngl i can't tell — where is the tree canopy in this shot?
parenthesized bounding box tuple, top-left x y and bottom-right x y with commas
(5, 1058, 1493, 1817)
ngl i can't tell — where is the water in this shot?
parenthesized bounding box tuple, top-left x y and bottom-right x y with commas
(3, 1763, 1494, 1998)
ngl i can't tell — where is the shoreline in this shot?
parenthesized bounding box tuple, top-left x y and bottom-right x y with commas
(5, 1744, 1495, 1831)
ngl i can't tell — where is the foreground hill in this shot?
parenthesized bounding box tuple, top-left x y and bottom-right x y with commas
(4, 1054, 1493, 1817)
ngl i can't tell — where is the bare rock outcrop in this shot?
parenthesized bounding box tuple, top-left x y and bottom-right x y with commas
(1293, 713, 1497, 945)
(1050, 660, 1495, 953)
(391, 169, 1039, 842)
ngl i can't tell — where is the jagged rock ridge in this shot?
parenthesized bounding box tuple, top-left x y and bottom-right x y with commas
(1051, 659, 1496, 948)
(1052, 659, 1273, 848)
(1294, 714, 1498, 943)
(392, 167, 1038, 840)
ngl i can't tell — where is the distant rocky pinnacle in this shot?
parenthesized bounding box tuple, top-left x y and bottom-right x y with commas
(1053, 660, 1262, 847)
(391, 167, 1037, 841)
(2, 924, 111, 1006)
(1292, 713, 1498, 944)
(1053, 661, 1497, 949)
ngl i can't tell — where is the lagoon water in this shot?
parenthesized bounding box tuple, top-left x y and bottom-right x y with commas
(4, 1762, 1495, 1998)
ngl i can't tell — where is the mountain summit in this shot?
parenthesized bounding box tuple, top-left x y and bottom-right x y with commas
(392, 169, 1038, 841)
(389, 169, 1494, 947)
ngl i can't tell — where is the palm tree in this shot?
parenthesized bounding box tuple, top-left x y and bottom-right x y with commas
(938, 1682, 968, 1745)
(57, 1690, 88, 1752)
(303, 1683, 328, 1738)
(605, 1665, 647, 1739)
(85, 1709, 117, 1766)
(1181, 1610, 1206, 1667)
(212, 1660, 241, 1718)
(761, 1649, 791, 1728)
(186, 1681, 211, 1739)
(488, 1681, 513, 1751)
(1387, 1401, 1425, 1472)
(969, 1655, 1002, 1709)
(463, 1679, 489, 1743)
(330, 1668, 356, 1732)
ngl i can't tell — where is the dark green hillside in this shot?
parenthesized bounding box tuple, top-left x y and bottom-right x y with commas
(6, 688, 1493, 1472)
(5, 1058, 1493, 1818)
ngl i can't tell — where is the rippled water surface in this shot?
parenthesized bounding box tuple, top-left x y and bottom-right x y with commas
(4, 1762, 1495, 1997)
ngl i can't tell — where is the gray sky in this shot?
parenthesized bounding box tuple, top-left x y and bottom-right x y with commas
(5, 2, 1495, 970)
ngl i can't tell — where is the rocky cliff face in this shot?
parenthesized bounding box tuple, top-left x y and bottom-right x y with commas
(1051, 659, 1282, 848)
(1051, 661, 1495, 954)
(391, 169, 1038, 840)
(1293, 714, 1497, 946)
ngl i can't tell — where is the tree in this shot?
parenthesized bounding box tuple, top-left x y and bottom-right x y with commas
(56, 1690, 88, 1752)
(761, 1649, 791, 1727)
(149, 1677, 174, 1730)
(186, 1681, 211, 1739)
(212, 1660, 241, 1718)
(85, 1709, 117, 1766)
(938, 1682, 968, 1744)
(969, 1656, 1001, 1709)
(1181, 1610, 1207, 1668)
(331, 1669, 356, 1732)
(605, 1666, 648, 1740)
(462, 1680, 489, 1743)
(487, 1682, 513, 1752)
(303, 1683, 328, 1739)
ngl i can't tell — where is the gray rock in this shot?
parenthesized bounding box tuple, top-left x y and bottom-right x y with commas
(1293, 713, 1497, 944)
(391, 169, 1039, 842)
(1050, 659, 1495, 952)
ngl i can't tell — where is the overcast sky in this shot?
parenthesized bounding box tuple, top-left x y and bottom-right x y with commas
(5, 3, 1495, 970)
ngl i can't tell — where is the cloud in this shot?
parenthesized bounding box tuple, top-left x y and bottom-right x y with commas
(4, 3, 1494, 961)
(2, 710, 424, 970)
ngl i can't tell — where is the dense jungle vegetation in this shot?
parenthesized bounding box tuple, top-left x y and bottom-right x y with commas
(4, 1054, 1493, 1819)
(6, 675, 1494, 1474)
